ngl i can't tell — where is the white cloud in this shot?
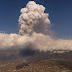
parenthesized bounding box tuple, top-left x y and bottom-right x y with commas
(0, 1, 72, 53)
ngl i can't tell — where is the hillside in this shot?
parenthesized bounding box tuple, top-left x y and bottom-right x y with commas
(0, 51, 72, 72)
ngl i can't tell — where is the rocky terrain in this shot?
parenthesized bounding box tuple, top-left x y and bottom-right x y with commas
(0, 50, 72, 72)
(0, 59, 72, 72)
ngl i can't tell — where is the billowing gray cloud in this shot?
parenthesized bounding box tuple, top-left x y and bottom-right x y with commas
(0, 1, 72, 53)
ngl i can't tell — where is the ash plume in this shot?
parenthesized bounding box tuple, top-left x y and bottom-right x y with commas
(18, 1, 50, 35)
(0, 1, 72, 53)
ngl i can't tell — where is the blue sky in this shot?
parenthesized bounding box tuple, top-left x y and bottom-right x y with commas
(0, 0, 72, 39)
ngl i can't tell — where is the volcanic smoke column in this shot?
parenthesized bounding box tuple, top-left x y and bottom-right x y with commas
(18, 1, 50, 35)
